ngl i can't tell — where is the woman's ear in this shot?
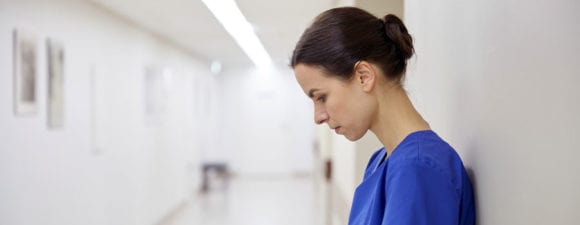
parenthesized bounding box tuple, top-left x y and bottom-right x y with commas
(354, 61, 376, 92)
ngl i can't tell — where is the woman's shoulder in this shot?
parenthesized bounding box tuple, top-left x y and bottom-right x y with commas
(387, 130, 470, 194)
(390, 130, 462, 165)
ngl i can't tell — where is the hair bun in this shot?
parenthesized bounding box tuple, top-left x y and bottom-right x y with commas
(383, 14, 414, 60)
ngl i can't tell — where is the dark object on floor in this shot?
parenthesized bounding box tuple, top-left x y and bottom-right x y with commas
(201, 162, 230, 192)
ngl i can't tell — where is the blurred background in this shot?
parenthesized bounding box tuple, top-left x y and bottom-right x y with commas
(0, 0, 579, 225)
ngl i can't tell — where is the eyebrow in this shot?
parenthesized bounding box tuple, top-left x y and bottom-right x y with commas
(308, 88, 320, 98)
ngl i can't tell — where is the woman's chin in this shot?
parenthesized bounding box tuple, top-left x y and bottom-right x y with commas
(344, 131, 366, 142)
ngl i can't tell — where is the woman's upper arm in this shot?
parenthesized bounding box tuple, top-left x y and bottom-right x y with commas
(382, 160, 459, 225)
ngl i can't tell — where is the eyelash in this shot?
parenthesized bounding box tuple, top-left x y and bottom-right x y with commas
(316, 95, 326, 103)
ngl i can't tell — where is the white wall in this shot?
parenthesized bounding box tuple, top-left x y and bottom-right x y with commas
(0, 0, 212, 225)
(355, 0, 404, 19)
(216, 65, 314, 176)
(405, 0, 580, 224)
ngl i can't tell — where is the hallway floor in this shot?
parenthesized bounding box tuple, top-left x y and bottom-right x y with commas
(163, 175, 319, 225)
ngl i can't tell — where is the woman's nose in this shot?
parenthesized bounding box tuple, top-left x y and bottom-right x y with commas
(314, 108, 328, 125)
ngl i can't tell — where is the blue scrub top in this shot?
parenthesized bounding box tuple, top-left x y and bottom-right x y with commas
(348, 130, 475, 225)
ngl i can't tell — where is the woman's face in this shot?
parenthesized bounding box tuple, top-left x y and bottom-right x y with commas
(294, 64, 375, 141)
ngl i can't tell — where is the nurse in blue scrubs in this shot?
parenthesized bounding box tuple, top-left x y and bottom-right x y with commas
(290, 7, 475, 225)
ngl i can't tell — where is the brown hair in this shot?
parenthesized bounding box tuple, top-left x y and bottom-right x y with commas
(291, 7, 414, 82)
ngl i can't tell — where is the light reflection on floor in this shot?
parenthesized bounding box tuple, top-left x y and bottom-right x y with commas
(164, 175, 319, 225)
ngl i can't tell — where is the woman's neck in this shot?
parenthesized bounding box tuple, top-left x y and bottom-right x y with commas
(369, 86, 430, 156)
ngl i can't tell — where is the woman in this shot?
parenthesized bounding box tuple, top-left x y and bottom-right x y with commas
(290, 7, 475, 225)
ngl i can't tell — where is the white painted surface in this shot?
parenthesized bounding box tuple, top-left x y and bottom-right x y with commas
(216, 66, 314, 175)
(90, 0, 336, 66)
(0, 0, 211, 225)
(405, 0, 580, 224)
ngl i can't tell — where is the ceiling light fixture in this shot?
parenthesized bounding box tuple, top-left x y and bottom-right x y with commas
(202, 0, 272, 68)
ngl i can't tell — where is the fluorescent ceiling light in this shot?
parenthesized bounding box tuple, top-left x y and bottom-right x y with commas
(202, 0, 272, 68)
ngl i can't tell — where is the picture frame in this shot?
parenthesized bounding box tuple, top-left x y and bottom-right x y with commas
(144, 66, 167, 125)
(13, 29, 38, 115)
(47, 39, 65, 128)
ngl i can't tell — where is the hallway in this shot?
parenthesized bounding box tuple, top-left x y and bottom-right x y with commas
(1, 0, 579, 225)
(162, 176, 319, 225)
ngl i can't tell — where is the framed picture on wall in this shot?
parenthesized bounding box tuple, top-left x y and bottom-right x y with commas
(13, 29, 38, 115)
(143, 66, 167, 125)
(47, 39, 65, 128)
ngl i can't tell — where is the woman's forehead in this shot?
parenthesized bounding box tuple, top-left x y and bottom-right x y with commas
(294, 65, 333, 91)
(295, 65, 350, 97)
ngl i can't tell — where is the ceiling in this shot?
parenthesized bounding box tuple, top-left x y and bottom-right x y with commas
(89, 0, 346, 68)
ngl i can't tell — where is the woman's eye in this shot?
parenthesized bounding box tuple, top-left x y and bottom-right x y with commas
(316, 95, 326, 103)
